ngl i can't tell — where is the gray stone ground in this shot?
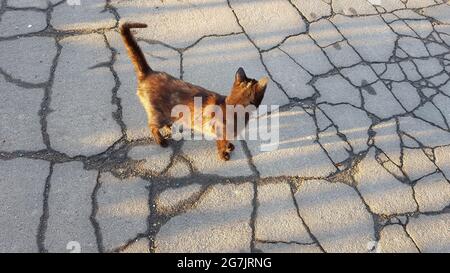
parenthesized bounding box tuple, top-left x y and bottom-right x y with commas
(1, 0, 450, 253)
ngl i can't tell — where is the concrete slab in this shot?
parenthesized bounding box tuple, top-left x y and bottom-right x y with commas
(156, 183, 253, 252)
(295, 180, 375, 253)
(129, 144, 173, 175)
(318, 127, 351, 164)
(355, 148, 417, 216)
(332, 0, 377, 16)
(46, 162, 98, 253)
(280, 35, 333, 75)
(407, 213, 450, 252)
(228, 0, 306, 50)
(255, 242, 322, 253)
(315, 74, 361, 106)
(247, 107, 336, 178)
(309, 19, 343, 48)
(47, 34, 122, 156)
(256, 182, 312, 243)
(120, 238, 150, 253)
(323, 40, 362, 68)
(291, 0, 331, 22)
(182, 140, 253, 177)
(0, 159, 48, 253)
(422, 4, 450, 25)
(262, 48, 315, 99)
(319, 104, 372, 153)
(332, 15, 397, 63)
(414, 173, 450, 212)
(157, 184, 202, 214)
(113, 0, 241, 48)
(0, 10, 47, 37)
(51, 0, 115, 31)
(0, 77, 44, 152)
(7, 0, 48, 8)
(373, 119, 402, 165)
(0, 37, 56, 84)
(378, 224, 419, 253)
(97, 173, 150, 252)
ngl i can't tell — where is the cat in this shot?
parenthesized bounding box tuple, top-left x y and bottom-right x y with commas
(120, 22, 268, 161)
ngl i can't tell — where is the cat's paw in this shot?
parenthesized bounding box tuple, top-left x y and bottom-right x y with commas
(226, 143, 235, 152)
(219, 151, 230, 161)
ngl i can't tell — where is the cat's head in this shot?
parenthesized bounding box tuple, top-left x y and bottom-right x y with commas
(226, 67, 268, 107)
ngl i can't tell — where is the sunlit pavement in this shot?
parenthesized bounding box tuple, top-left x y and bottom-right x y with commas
(1, 0, 450, 253)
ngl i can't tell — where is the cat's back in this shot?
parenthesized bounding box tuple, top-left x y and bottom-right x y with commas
(139, 71, 223, 101)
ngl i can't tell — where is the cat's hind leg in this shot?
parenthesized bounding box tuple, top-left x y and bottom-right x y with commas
(141, 97, 170, 147)
(216, 140, 234, 161)
(147, 110, 169, 147)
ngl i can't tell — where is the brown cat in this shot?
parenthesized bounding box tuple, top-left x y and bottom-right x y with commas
(120, 22, 268, 160)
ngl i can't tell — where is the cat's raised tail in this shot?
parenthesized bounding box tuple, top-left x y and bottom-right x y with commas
(120, 22, 152, 80)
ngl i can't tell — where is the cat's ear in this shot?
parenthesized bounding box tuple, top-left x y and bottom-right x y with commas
(235, 67, 248, 83)
(254, 77, 269, 107)
(256, 77, 269, 91)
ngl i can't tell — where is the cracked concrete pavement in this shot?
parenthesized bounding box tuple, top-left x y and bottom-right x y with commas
(1, 0, 450, 253)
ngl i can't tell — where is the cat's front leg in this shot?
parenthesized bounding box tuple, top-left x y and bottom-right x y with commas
(216, 140, 235, 161)
(150, 124, 169, 147)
